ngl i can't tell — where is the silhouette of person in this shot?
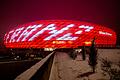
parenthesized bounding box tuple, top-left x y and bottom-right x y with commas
(81, 45, 86, 60)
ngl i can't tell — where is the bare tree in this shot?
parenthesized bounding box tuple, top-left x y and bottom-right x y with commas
(101, 58, 120, 80)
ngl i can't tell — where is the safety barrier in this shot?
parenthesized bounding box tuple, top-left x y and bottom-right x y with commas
(15, 52, 55, 80)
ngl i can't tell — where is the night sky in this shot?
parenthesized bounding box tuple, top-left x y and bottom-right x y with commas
(0, 0, 120, 45)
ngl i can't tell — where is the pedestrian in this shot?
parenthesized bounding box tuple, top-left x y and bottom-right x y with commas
(81, 45, 86, 60)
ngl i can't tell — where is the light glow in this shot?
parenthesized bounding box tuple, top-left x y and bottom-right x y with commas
(99, 31, 112, 36)
(4, 20, 116, 48)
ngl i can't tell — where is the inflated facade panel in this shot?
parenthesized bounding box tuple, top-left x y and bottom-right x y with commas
(4, 20, 116, 48)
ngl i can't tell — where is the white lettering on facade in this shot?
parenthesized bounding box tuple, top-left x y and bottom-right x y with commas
(57, 33, 78, 40)
(79, 25, 93, 32)
(21, 24, 42, 41)
(44, 24, 75, 40)
(17, 24, 42, 42)
(9, 27, 24, 42)
(28, 24, 55, 41)
(99, 31, 112, 36)
(75, 30, 82, 34)
(5, 30, 14, 43)
(7, 24, 95, 42)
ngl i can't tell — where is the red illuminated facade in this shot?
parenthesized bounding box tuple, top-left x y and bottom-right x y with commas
(4, 20, 116, 48)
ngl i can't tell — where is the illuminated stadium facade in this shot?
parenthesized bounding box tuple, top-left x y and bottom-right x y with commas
(4, 20, 116, 48)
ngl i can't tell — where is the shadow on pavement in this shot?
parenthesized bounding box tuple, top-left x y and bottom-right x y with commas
(77, 71, 94, 78)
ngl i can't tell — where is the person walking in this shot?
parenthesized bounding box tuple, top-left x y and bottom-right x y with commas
(81, 45, 86, 60)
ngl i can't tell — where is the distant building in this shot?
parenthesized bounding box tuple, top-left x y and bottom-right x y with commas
(3, 20, 116, 49)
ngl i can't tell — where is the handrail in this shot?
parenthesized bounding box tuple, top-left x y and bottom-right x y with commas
(15, 51, 55, 80)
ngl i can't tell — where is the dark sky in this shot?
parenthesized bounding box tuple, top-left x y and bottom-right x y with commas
(0, 0, 120, 44)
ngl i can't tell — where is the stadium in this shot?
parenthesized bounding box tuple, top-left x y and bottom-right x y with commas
(4, 20, 116, 49)
(1, 21, 119, 80)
